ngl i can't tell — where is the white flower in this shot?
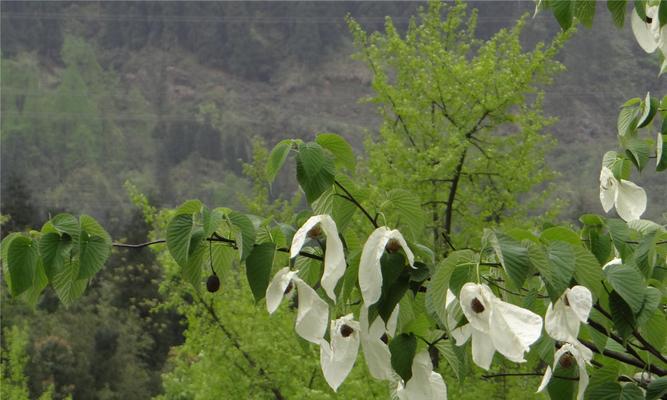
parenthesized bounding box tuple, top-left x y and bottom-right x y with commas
(455, 283, 543, 370)
(631, 5, 667, 55)
(319, 314, 360, 391)
(545, 286, 593, 343)
(444, 289, 470, 345)
(359, 227, 415, 306)
(599, 167, 647, 222)
(396, 351, 447, 400)
(290, 214, 346, 302)
(602, 257, 623, 270)
(537, 342, 593, 400)
(359, 305, 399, 381)
(266, 267, 328, 344)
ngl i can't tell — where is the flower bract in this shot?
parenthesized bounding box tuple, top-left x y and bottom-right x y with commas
(266, 267, 328, 344)
(599, 166, 647, 222)
(455, 283, 543, 370)
(319, 314, 360, 391)
(396, 351, 447, 400)
(545, 286, 592, 343)
(359, 305, 399, 381)
(537, 341, 593, 400)
(290, 214, 346, 302)
(359, 226, 415, 306)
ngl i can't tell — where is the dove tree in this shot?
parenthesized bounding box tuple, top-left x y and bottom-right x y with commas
(2, 1, 667, 400)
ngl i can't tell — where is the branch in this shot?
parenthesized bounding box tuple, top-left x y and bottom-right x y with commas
(482, 372, 579, 381)
(579, 340, 666, 376)
(195, 296, 285, 400)
(335, 180, 378, 229)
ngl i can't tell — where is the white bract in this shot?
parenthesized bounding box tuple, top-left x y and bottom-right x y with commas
(631, 5, 666, 55)
(454, 283, 543, 370)
(359, 305, 399, 381)
(537, 342, 593, 400)
(290, 214, 346, 302)
(444, 289, 469, 344)
(319, 314, 360, 391)
(266, 267, 328, 344)
(602, 257, 622, 270)
(396, 351, 447, 400)
(545, 286, 593, 343)
(599, 166, 647, 221)
(359, 226, 415, 306)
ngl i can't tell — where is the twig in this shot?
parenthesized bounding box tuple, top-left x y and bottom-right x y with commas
(482, 372, 578, 381)
(334, 180, 378, 228)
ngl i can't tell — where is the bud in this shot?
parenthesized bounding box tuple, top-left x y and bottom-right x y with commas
(645, 16, 653, 24)
(559, 351, 575, 369)
(206, 274, 220, 293)
(340, 324, 354, 338)
(563, 295, 570, 307)
(385, 239, 401, 253)
(284, 281, 294, 295)
(471, 297, 485, 313)
(307, 225, 323, 239)
(380, 333, 389, 344)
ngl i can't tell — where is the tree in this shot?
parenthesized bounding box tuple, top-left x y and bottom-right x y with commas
(2, 1, 666, 400)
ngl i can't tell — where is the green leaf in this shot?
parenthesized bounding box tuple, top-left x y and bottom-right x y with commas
(389, 333, 417, 382)
(483, 229, 532, 288)
(176, 199, 203, 215)
(315, 133, 355, 171)
(77, 231, 111, 279)
(595, 381, 645, 400)
(637, 93, 658, 128)
(634, 0, 646, 21)
(434, 340, 466, 382)
(573, 246, 604, 299)
(646, 377, 667, 400)
(607, 0, 628, 27)
(245, 243, 276, 302)
(622, 136, 651, 171)
(609, 290, 635, 338)
(52, 259, 87, 306)
(660, 0, 667, 28)
(228, 211, 256, 262)
(39, 232, 71, 281)
(602, 151, 633, 180)
(166, 214, 195, 267)
(50, 213, 80, 240)
(574, 0, 596, 27)
(202, 207, 223, 238)
(546, 361, 578, 400)
(383, 189, 425, 241)
(376, 254, 411, 322)
(606, 219, 632, 259)
(266, 139, 293, 183)
(656, 133, 666, 171)
(541, 226, 581, 246)
(295, 142, 336, 203)
(6, 236, 39, 297)
(604, 263, 645, 314)
(551, 0, 575, 29)
(617, 98, 641, 137)
(182, 241, 205, 288)
(544, 241, 577, 301)
(634, 231, 657, 278)
(636, 286, 661, 327)
(640, 310, 667, 352)
(426, 250, 476, 326)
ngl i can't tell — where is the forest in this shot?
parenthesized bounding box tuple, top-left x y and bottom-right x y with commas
(1, 1, 666, 399)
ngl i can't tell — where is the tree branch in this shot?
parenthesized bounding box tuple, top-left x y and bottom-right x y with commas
(579, 340, 666, 376)
(335, 180, 378, 229)
(481, 372, 579, 381)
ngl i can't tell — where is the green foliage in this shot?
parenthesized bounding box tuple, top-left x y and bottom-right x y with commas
(349, 1, 569, 249)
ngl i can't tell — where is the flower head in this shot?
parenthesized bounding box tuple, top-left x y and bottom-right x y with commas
(396, 351, 447, 400)
(455, 283, 543, 370)
(537, 341, 593, 400)
(599, 167, 647, 222)
(545, 286, 593, 343)
(319, 314, 360, 391)
(290, 214, 346, 302)
(631, 5, 666, 55)
(359, 305, 399, 381)
(266, 267, 328, 344)
(359, 227, 415, 306)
